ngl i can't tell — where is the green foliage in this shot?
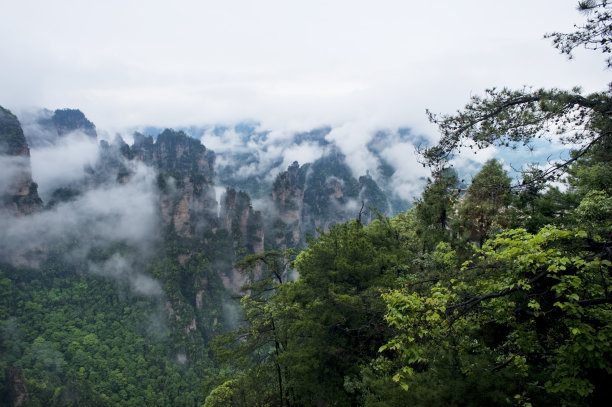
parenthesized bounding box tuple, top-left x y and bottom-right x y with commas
(566, 131, 612, 196)
(456, 159, 513, 246)
(382, 225, 611, 405)
(413, 167, 459, 252)
(214, 219, 413, 406)
(423, 87, 611, 185)
(0, 257, 214, 406)
(203, 379, 240, 407)
(573, 190, 612, 239)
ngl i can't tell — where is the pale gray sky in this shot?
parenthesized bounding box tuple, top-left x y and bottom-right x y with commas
(0, 0, 608, 135)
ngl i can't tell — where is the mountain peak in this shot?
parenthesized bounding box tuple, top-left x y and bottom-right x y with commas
(49, 108, 97, 139)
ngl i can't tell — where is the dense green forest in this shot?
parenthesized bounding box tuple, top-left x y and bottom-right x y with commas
(0, 2, 610, 406)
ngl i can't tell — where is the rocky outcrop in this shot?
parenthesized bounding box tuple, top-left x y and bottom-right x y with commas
(62, 129, 217, 238)
(216, 188, 265, 291)
(301, 151, 359, 232)
(84, 136, 133, 185)
(271, 154, 390, 247)
(8, 366, 29, 407)
(272, 161, 307, 248)
(43, 108, 97, 139)
(0, 106, 43, 215)
(358, 173, 390, 223)
(51, 109, 98, 138)
(220, 188, 264, 254)
(130, 130, 217, 237)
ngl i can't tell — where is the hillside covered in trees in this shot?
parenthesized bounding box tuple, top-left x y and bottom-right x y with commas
(0, 2, 610, 407)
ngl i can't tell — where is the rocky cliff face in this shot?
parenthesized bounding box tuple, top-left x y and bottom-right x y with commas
(129, 130, 217, 237)
(358, 173, 391, 223)
(0, 106, 43, 215)
(217, 187, 265, 291)
(8, 366, 29, 407)
(220, 188, 264, 255)
(302, 150, 361, 232)
(272, 161, 307, 249)
(51, 109, 97, 138)
(271, 153, 390, 247)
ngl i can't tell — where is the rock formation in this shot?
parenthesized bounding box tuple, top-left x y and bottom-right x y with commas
(130, 130, 217, 237)
(0, 106, 43, 215)
(272, 161, 307, 249)
(271, 154, 390, 247)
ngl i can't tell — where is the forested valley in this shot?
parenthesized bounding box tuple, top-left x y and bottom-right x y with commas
(1, 2, 610, 406)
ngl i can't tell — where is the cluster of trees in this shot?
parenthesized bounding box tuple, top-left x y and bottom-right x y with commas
(0, 254, 216, 406)
(0, 223, 241, 405)
(206, 3, 611, 406)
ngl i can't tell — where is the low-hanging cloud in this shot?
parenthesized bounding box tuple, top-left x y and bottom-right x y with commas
(29, 132, 99, 200)
(89, 253, 162, 297)
(197, 119, 437, 206)
(200, 125, 331, 184)
(379, 142, 430, 201)
(0, 155, 31, 195)
(0, 149, 162, 296)
(279, 142, 327, 171)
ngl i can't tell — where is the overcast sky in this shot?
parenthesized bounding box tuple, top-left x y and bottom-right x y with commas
(0, 0, 608, 136)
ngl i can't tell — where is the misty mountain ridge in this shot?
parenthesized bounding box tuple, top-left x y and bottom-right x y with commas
(0, 106, 411, 287)
(17, 108, 427, 213)
(2, 105, 513, 279)
(135, 121, 429, 210)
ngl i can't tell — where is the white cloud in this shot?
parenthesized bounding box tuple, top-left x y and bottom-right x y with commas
(90, 254, 163, 297)
(0, 161, 158, 253)
(0, 0, 606, 134)
(380, 142, 430, 200)
(326, 122, 379, 177)
(200, 127, 247, 155)
(29, 132, 99, 199)
(0, 155, 31, 196)
(280, 142, 327, 170)
(0, 152, 162, 295)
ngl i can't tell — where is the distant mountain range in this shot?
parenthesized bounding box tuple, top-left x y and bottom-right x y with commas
(0, 106, 418, 297)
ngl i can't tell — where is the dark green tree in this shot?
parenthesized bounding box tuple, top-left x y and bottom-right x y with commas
(382, 226, 611, 406)
(413, 168, 460, 253)
(209, 250, 295, 407)
(382, 3, 612, 406)
(456, 159, 512, 246)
